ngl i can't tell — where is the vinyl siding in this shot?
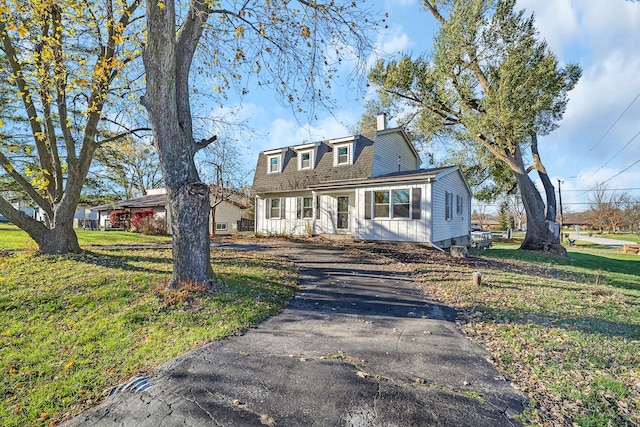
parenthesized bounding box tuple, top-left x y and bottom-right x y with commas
(255, 193, 353, 236)
(355, 183, 430, 242)
(431, 169, 471, 246)
(210, 202, 243, 235)
(371, 131, 420, 177)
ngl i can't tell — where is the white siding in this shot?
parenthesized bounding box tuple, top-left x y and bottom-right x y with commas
(210, 202, 243, 235)
(431, 170, 471, 246)
(371, 132, 420, 177)
(255, 194, 346, 236)
(355, 183, 430, 243)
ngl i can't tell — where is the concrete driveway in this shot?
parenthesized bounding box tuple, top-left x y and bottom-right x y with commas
(568, 232, 636, 247)
(63, 242, 527, 426)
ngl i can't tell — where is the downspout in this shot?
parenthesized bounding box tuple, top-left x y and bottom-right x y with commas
(428, 241, 446, 252)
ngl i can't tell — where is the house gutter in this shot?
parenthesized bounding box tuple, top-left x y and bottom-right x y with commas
(308, 175, 438, 191)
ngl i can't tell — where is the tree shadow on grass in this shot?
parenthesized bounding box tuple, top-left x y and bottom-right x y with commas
(466, 303, 639, 340)
(70, 249, 173, 275)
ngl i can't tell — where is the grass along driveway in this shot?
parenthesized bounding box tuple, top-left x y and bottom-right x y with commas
(0, 247, 296, 427)
(346, 241, 639, 427)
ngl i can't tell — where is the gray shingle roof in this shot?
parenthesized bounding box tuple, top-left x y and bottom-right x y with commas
(252, 131, 377, 194)
(118, 193, 167, 209)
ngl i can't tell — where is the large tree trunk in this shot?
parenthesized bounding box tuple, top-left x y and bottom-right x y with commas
(0, 194, 80, 253)
(143, 0, 213, 289)
(530, 133, 557, 222)
(508, 147, 566, 256)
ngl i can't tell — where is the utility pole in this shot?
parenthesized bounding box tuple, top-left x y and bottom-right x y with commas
(557, 179, 564, 231)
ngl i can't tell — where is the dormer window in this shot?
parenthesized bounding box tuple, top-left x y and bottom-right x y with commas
(268, 155, 281, 173)
(328, 136, 356, 167)
(337, 146, 349, 164)
(264, 148, 286, 174)
(292, 142, 319, 171)
(299, 150, 313, 170)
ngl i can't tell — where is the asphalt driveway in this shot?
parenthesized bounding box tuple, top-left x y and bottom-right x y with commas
(63, 241, 527, 426)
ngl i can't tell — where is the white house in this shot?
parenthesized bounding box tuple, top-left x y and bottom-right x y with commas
(252, 115, 472, 248)
(91, 187, 251, 235)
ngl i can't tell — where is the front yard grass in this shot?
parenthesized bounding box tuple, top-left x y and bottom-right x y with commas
(358, 241, 639, 426)
(0, 248, 296, 427)
(0, 223, 171, 251)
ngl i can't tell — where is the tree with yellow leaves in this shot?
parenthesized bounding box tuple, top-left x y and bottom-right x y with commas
(0, 0, 145, 253)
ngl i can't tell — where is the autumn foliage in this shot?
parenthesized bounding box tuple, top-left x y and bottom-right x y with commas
(131, 209, 155, 228)
(109, 210, 131, 229)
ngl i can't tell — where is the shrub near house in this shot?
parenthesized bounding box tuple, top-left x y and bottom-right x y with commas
(109, 210, 132, 230)
(132, 209, 155, 228)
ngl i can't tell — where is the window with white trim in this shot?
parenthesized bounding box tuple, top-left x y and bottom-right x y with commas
(268, 155, 281, 173)
(456, 195, 463, 215)
(445, 191, 453, 220)
(374, 191, 390, 218)
(392, 189, 410, 218)
(215, 222, 228, 231)
(301, 152, 311, 169)
(303, 197, 313, 218)
(334, 143, 352, 166)
(270, 198, 281, 218)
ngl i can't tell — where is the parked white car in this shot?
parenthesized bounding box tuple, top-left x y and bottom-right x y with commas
(471, 229, 492, 249)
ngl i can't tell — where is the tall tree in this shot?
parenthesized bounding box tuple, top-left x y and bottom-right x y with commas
(142, 0, 378, 289)
(0, 0, 144, 253)
(369, 0, 581, 255)
(93, 136, 163, 200)
(588, 186, 629, 233)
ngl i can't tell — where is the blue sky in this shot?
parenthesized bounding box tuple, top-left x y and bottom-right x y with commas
(207, 0, 640, 213)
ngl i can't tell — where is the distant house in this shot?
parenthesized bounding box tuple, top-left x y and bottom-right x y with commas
(209, 186, 252, 235)
(91, 187, 251, 234)
(252, 115, 471, 248)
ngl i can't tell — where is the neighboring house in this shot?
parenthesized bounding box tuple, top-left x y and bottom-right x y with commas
(91, 187, 250, 234)
(209, 185, 252, 235)
(252, 115, 472, 248)
(91, 188, 168, 230)
(91, 203, 119, 229)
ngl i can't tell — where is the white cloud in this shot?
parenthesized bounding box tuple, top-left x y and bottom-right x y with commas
(517, 0, 579, 58)
(266, 113, 354, 149)
(378, 30, 413, 57)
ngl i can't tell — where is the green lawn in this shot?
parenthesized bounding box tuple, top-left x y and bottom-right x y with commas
(0, 248, 296, 427)
(0, 223, 171, 251)
(413, 243, 640, 426)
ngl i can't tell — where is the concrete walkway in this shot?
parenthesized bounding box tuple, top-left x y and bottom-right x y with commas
(63, 242, 526, 426)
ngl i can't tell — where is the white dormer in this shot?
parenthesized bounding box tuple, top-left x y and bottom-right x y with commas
(293, 142, 320, 171)
(264, 148, 287, 174)
(328, 136, 358, 167)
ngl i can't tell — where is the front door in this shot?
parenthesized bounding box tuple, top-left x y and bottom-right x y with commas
(337, 196, 349, 230)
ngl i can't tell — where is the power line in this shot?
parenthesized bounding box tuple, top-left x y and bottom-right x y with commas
(596, 128, 640, 171)
(562, 187, 640, 192)
(582, 158, 640, 194)
(579, 90, 640, 160)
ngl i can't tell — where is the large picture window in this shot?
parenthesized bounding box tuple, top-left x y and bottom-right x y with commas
(373, 189, 411, 218)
